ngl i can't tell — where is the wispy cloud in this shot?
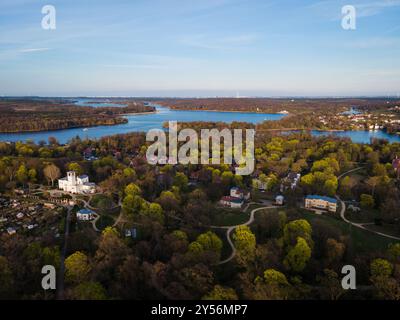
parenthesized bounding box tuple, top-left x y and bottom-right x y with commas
(18, 48, 50, 53)
(356, 0, 400, 17)
(309, 0, 400, 20)
(103, 64, 168, 69)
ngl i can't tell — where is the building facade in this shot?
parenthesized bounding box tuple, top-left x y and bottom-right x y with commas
(220, 196, 244, 208)
(76, 208, 95, 221)
(305, 195, 337, 213)
(230, 187, 250, 200)
(58, 171, 96, 194)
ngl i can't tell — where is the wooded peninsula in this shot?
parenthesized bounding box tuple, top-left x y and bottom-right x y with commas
(0, 98, 155, 133)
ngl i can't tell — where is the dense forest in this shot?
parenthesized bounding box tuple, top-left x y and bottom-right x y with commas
(155, 98, 400, 133)
(1, 127, 400, 300)
(155, 98, 400, 114)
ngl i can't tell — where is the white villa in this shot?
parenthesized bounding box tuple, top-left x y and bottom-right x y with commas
(58, 171, 96, 194)
(230, 187, 250, 200)
(219, 187, 250, 208)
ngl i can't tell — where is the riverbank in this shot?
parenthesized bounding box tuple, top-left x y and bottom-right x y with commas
(122, 111, 158, 116)
(257, 128, 346, 132)
(168, 107, 290, 115)
(1, 103, 400, 145)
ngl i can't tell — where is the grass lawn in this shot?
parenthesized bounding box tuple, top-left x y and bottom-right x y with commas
(300, 210, 398, 252)
(210, 207, 250, 226)
(95, 215, 115, 230)
(365, 223, 400, 238)
(90, 194, 113, 206)
(344, 208, 378, 223)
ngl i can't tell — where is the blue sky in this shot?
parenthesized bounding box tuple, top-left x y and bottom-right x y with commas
(0, 0, 399, 97)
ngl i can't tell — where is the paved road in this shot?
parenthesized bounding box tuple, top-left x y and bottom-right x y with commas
(336, 167, 400, 241)
(56, 205, 72, 300)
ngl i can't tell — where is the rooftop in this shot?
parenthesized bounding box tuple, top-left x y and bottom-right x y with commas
(306, 195, 337, 203)
(221, 196, 244, 204)
(78, 208, 94, 214)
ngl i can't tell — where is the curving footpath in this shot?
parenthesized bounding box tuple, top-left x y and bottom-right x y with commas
(336, 167, 400, 241)
(211, 205, 279, 265)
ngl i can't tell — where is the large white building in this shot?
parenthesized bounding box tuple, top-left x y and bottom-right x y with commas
(305, 195, 337, 213)
(58, 171, 96, 194)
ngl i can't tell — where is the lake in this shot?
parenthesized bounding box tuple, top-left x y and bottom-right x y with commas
(0, 105, 284, 144)
(0, 103, 399, 144)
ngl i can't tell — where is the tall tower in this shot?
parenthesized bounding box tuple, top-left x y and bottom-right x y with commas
(67, 171, 76, 185)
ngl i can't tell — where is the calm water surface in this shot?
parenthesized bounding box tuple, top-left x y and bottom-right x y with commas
(0, 102, 399, 144)
(0, 105, 284, 144)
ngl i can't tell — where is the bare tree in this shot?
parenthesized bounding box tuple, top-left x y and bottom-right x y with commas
(43, 163, 61, 186)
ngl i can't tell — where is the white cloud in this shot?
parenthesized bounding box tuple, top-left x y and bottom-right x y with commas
(18, 48, 50, 53)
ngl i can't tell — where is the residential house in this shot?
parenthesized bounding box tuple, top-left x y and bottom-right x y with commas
(76, 208, 95, 221)
(280, 172, 301, 192)
(230, 187, 250, 200)
(275, 195, 284, 206)
(219, 187, 250, 208)
(220, 196, 244, 208)
(6, 227, 16, 235)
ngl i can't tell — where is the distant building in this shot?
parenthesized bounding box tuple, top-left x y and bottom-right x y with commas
(275, 195, 284, 206)
(280, 172, 301, 192)
(58, 171, 96, 194)
(44, 202, 56, 209)
(76, 208, 95, 221)
(125, 228, 137, 239)
(219, 187, 249, 208)
(305, 195, 337, 213)
(189, 171, 200, 182)
(6, 227, 16, 235)
(230, 187, 250, 200)
(348, 204, 361, 212)
(220, 196, 244, 208)
(83, 147, 98, 161)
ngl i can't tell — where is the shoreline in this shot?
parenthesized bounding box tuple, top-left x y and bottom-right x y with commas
(160, 106, 289, 115)
(122, 111, 158, 116)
